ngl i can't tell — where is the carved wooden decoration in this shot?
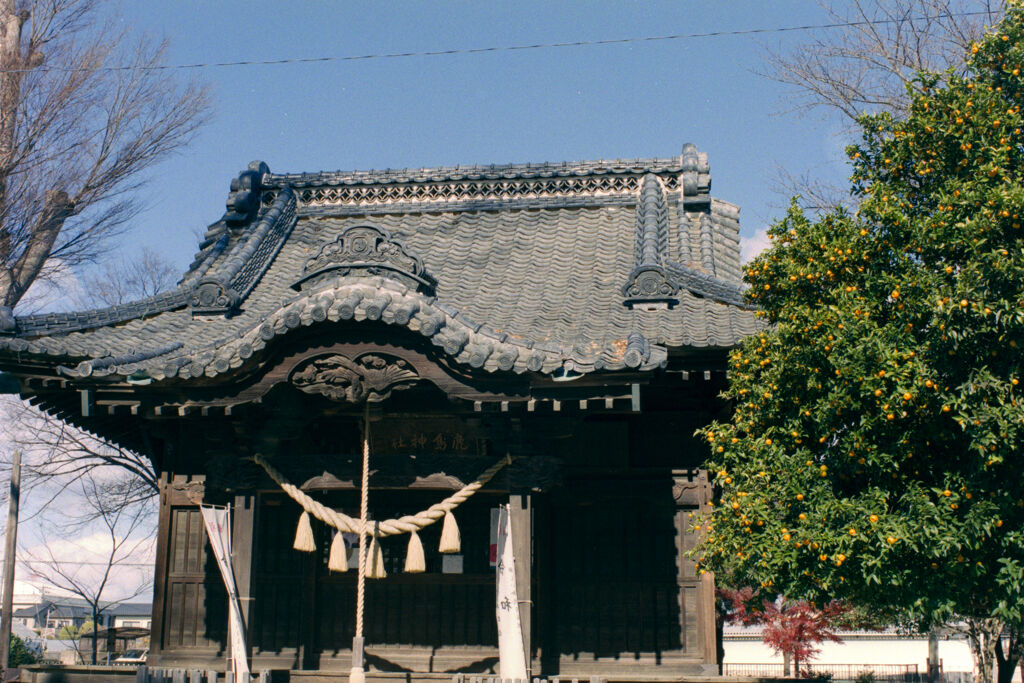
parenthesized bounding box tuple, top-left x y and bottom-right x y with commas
(293, 224, 434, 292)
(168, 479, 206, 505)
(289, 352, 420, 403)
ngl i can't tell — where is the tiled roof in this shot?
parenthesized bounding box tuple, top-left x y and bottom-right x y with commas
(0, 144, 762, 383)
(107, 602, 151, 617)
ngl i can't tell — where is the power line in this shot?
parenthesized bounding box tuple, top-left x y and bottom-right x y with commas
(0, 9, 1001, 74)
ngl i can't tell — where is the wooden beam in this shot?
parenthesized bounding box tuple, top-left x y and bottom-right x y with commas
(79, 389, 93, 417)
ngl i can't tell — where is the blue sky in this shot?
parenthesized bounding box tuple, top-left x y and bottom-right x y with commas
(104, 1, 853, 273)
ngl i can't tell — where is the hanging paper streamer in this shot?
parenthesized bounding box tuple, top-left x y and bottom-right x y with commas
(496, 505, 528, 680)
(200, 505, 251, 681)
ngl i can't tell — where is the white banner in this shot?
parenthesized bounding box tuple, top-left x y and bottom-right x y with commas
(496, 505, 528, 680)
(200, 505, 251, 680)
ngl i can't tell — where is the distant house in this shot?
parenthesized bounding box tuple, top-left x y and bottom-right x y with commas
(14, 596, 152, 635)
(14, 596, 93, 634)
(4, 580, 42, 628)
(107, 603, 152, 630)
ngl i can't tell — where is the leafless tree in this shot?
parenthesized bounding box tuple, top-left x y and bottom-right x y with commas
(0, 247, 175, 513)
(77, 246, 177, 307)
(22, 470, 153, 664)
(765, 0, 1004, 122)
(2, 397, 157, 508)
(763, 0, 1005, 209)
(0, 0, 209, 312)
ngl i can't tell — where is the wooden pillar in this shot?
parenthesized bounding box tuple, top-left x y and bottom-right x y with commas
(231, 493, 258, 657)
(149, 473, 171, 659)
(695, 470, 719, 670)
(298, 542, 318, 669)
(509, 492, 532, 676)
(673, 468, 718, 672)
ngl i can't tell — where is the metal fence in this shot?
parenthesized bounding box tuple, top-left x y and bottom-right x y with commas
(723, 663, 974, 683)
(138, 674, 607, 683)
(725, 663, 918, 679)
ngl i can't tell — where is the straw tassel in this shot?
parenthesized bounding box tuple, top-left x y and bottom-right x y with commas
(404, 531, 426, 573)
(328, 531, 349, 572)
(439, 510, 461, 554)
(366, 534, 387, 579)
(293, 511, 316, 552)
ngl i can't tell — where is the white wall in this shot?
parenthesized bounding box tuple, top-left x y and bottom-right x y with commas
(725, 632, 980, 676)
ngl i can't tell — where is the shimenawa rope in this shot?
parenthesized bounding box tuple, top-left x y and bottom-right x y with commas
(252, 452, 511, 539)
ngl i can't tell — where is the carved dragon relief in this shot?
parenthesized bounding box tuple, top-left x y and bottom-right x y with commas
(289, 352, 420, 403)
(293, 224, 435, 292)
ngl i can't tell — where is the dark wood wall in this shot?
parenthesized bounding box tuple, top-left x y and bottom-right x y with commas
(149, 406, 718, 676)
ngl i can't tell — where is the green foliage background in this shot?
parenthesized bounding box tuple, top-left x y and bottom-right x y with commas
(8, 634, 38, 667)
(697, 6, 1024, 632)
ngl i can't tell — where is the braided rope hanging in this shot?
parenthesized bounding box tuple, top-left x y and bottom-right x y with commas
(252, 452, 512, 571)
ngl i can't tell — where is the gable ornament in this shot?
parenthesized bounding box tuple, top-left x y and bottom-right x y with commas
(293, 224, 434, 293)
(289, 352, 420, 403)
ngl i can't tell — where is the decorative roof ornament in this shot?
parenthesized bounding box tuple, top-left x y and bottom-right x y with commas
(224, 161, 269, 226)
(623, 173, 680, 310)
(293, 225, 434, 293)
(191, 186, 297, 316)
(679, 142, 709, 197)
(289, 352, 420, 403)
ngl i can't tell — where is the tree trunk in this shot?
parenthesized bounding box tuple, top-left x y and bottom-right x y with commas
(995, 628, 1023, 683)
(966, 618, 1004, 683)
(784, 651, 792, 677)
(90, 605, 97, 665)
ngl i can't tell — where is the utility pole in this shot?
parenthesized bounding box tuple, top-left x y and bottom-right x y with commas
(0, 450, 22, 675)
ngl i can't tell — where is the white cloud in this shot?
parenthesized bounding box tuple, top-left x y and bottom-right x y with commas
(21, 530, 154, 604)
(740, 228, 772, 263)
(0, 397, 155, 604)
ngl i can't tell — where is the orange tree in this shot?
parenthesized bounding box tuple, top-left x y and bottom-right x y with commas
(697, 7, 1024, 683)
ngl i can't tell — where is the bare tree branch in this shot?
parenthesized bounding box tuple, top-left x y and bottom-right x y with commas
(0, 0, 209, 311)
(760, 0, 1005, 210)
(21, 469, 153, 664)
(77, 246, 177, 307)
(763, 0, 1005, 124)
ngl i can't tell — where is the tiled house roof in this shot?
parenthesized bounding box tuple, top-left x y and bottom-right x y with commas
(0, 144, 760, 383)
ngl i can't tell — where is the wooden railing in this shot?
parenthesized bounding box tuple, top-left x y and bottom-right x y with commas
(136, 667, 272, 683)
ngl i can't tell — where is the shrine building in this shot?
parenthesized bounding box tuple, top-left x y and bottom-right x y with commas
(0, 144, 759, 679)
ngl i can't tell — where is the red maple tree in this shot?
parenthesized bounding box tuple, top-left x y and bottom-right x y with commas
(720, 587, 847, 677)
